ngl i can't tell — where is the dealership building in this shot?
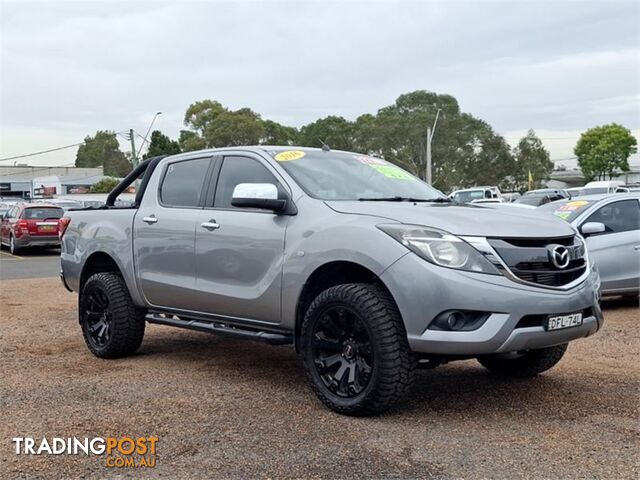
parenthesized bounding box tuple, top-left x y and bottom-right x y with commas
(0, 165, 108, 199)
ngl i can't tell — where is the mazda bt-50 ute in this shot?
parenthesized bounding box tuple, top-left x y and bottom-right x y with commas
(60, 147, 603, 415)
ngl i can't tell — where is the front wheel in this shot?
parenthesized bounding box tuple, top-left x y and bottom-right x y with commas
(477, 343, 568, 378)
(80, 272, 145, 359)
(300, 283, 416, 416)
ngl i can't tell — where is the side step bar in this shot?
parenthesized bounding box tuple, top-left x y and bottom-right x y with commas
(145, 313, 293, 345)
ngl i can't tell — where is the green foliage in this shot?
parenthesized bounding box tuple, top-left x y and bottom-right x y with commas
(262, 120, 298, 145)
(143, 130, 181, 160)
(75, 130, 132, 177)
(298, 116, 355, 151)
(178, 130, 207, 152)
(204, 108, 265, 146)
(512, 129, 554, 191)
(575, 124, 637, 181)
(89, 177, 120, 193)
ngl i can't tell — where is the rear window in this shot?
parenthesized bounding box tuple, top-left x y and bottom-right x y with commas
(538, 199, 595, 222)
(22, 207, 64, 220)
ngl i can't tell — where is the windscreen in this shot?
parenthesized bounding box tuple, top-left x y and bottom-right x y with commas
(537, 199, 595, 222)
(268, 149, 445, 201)
(452, 190, 486, 203)
(22, 207, 64, 220)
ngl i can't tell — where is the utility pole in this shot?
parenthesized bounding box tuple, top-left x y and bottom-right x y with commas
(128, 129, 138, 167)
(426, 128, 432, 184)
(425, 109, 442, 185)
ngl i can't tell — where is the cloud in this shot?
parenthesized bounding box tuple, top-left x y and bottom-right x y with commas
(0, 0, 638, 165)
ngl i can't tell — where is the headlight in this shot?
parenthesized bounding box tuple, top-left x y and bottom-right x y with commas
(378, 224, 501, 275)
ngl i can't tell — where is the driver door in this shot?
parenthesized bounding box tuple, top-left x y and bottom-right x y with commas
(192, 154, 290, 324)
(581, 198, 640, 293)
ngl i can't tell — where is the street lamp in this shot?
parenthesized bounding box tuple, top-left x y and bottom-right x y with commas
(136, 111, 163, 159)
(425, 108, 442, 184)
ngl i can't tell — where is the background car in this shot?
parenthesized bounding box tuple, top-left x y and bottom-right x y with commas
(581, 180, 624, 195)
(523, 188, 570, 199)
(515, 192, 566, 206)
(538, 193, 640, 297)
(450, 186, 502, 203)
(0, 203, 64, 255)
(616, 183, 640, 193)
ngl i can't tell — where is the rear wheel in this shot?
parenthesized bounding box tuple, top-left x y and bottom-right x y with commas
(80, 272, 145, 358)
(9, 235, 20, 255)
(300, 283, 416, 416)
(477, 344, 568, 377)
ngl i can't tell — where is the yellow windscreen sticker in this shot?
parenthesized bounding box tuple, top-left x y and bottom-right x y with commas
(274, 150, 306, 162)
(369, 164, 413, 180)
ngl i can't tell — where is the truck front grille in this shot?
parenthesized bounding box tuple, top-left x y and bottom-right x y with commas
(488, 236, 587, 288)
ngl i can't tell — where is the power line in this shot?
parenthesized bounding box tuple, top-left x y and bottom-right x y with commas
(0, 131, 130, 163)
(0, 142, 84, 162)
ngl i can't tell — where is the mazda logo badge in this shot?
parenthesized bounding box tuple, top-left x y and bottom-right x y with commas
(549, 245, 570, 269)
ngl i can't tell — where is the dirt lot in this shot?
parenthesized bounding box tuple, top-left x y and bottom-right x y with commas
(0, 278, 638, 479)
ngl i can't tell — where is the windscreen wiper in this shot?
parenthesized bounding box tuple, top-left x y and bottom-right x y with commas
(358, 196, 451, 203)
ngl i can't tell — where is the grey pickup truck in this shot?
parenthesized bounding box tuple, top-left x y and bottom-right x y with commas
(60, 147, 603, 415)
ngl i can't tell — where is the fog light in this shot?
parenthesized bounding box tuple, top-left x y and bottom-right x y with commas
(446, 311, 465, 330)
(429, 310, 490, 332)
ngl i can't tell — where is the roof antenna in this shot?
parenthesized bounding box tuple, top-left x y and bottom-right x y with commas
(318, 139, 331, 151)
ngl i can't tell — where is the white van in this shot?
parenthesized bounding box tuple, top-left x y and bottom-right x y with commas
(449, 186, 502, 204)
(581, 180, 624, 195)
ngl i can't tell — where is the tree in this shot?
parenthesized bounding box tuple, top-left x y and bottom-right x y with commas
(298, 116, 355, 151)
(355, 91, 514, 192)
(512, 129, 554, 191)
(262, 120, 298, 145)
(143, 130, 181, 159)
(89, 177, 120, 193)
(575, 124, 637, 181)
(75, 130, 132, 177)
(178, 130, 207, 152)
(204, 108, 265, 146)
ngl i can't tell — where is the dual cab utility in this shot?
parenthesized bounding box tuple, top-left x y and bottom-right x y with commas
(60, 147, 603, 415)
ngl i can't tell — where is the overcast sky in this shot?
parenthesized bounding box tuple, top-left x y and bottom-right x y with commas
(1, 0, 638, 167)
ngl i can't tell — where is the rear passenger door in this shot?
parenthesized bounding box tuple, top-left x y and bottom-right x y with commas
(134, 156, 215, 310)
(192, 154, 290, 324)
(581, 198, 640, 293)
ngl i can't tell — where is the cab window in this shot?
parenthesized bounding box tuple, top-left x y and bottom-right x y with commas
(159, 158, 211, 207)
(214, 156, 283, 209)
(583, 200, 640, 234)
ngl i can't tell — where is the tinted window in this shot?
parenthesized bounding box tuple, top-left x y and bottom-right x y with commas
(160, 158, 210, 207)
(23, 207, 64, 219)
(214, 157, 281, 209)
(584, 200, 640, 234)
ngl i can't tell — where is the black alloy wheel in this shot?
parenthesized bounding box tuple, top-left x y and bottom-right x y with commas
(311, 306, 374, 398)
(83, 284, 112, 348)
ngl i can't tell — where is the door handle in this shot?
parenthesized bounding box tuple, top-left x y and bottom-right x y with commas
(142, 215, 158, 225)
(634, 245, 640, 251)
(201, 221, 220, 231)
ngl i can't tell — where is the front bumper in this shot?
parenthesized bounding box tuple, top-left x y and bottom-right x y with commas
(381, 253, 603, 356)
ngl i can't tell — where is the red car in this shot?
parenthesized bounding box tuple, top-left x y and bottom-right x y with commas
(0, 203, 64, 255)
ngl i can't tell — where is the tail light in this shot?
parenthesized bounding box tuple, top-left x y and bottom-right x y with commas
(15, 220, 28, 236)
(58, 217, 71, 239)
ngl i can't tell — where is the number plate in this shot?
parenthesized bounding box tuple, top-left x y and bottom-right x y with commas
(546, 313, 583, 331)
(39, 225, 55, 232)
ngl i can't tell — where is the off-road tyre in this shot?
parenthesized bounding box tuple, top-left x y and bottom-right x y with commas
(300, 283, 416, 416)
(80, 272, 145, 359)
(477, 343, 568, 378)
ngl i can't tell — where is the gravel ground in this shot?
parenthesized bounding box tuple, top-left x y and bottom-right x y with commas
(0, 278, 638, 479)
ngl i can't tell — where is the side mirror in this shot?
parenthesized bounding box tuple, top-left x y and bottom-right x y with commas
(581, 222, 606, 236)
(231, 183, 286, 212)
